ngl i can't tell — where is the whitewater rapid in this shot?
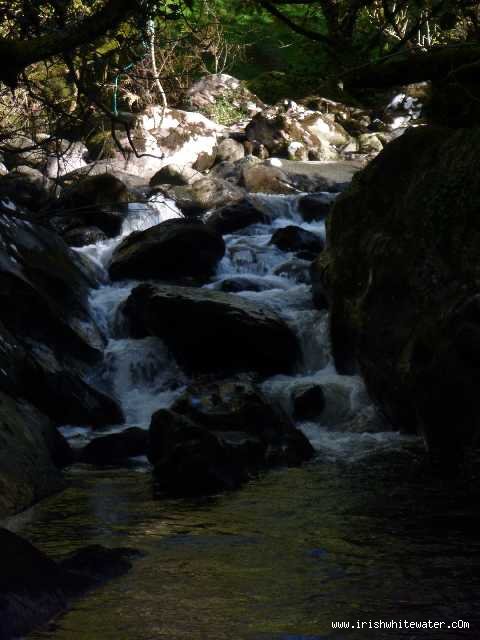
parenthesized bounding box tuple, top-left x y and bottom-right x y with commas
(63, 190, 405, 461)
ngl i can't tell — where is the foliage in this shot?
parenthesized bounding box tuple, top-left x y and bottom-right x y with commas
(200, 89, 248, 125)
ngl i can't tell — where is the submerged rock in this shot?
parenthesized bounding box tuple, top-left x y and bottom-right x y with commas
(0, 528, 138, 640)
(320, 126, 480, 465)
(148, 376, 314, 495)
(122, 283, 300, 375)
(109, 219, 225, 283)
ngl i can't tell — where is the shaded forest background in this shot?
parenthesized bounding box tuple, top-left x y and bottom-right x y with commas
(1, 0, 479, 148)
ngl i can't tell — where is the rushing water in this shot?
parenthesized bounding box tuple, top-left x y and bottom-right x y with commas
(7, 191, 480, 639)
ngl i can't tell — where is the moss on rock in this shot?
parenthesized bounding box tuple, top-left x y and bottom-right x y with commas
(320, 126, 480, 465)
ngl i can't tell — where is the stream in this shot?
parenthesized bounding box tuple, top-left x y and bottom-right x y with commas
(8, 192, 480, 639)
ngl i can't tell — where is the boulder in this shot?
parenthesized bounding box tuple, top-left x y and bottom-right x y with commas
(216, 138, 245, 163)
(245, 109, 345, 160)
(148, 376, 314, 495)
(292, 384, 326, 420)
(0, 216, 123, 429)
(0, 167, 52, 211)
(0, 214, 103, 364)
(0, 393, 66, 518)
(0, 319, 123, 429)
(58, 162, 148, 194)
(242, 164, 293, 194)
(2, 135, 47, 171)
(320, 126, 480, 465)
(79, 427, 148, 465)
(54, 173, 129, 237)
(186, 74, 265, 118)
(149, 163, 202, 187)
(270, 225, 324, 256)
(91, 108, 223, 180)
(273, 258, 312, 284)
(299, 111, 350, 146)
(63, 226, 108, 247)
(205, 199, 269, 234)
(357, 133, 384, 154)
(263, 158, 364, 193)
(122, 283, 300, 375)
(0, 528, 137, 640)
(210, 155, 261, 184)
(109, 219, 225, 283)
(165, 176, 245, 216)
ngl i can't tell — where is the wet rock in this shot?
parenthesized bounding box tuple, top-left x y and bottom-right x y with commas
(0, 319, 123, 429)
(54, 173, 129, 237)
(292, 384, 326, 420)
(79, 428, 148, 465)
(216, 276, 284, 293)
(273, 258, 312, 284)
(122, 283, 300, 375)
(270, 225, 324, 255)
(109, 219, 225, 283)
(148, 376, 314, 496)
(0, 393, 66, 518)
(0, 215, 102, 365)
(0, 528, 137, 640)
(63, 226, 108, 248)
(205, 199, 269, 234)
(298, 193, 336, 222)
(321, 126, 480, 464)
(216, 138, 245, 163)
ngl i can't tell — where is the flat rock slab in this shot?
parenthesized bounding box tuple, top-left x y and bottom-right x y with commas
(122, 283, 300, 375)
(266, 158, 365, 192)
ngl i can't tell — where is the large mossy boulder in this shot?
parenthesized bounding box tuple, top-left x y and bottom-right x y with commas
(109, 219, 225, 283)
(319, 126, 480, 464)
(122, 283, 300, 375)
(148, 376, 314, 496)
